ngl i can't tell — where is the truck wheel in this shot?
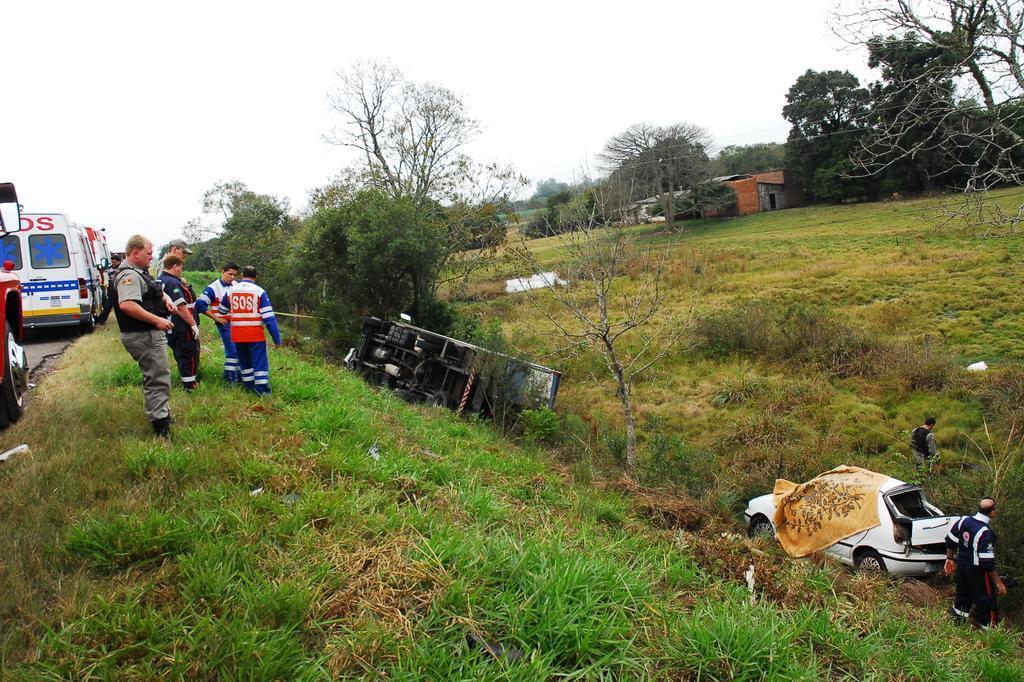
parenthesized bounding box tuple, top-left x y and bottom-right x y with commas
(428, 392, 450, 409)
(0, 321, 28, 427)
(80, 312, 96, 335)
(855, 549, 887, 573)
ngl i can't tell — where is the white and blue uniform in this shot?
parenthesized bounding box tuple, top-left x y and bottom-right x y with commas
(217, 279, 282, 395)
(946, 512, 1000, 627)
(194, 277, 240, 383)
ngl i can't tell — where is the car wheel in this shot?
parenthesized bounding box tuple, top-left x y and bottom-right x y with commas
(0, 321, 28, 427)
(855, 549, 887, 573)
(747, 515, 774, 538)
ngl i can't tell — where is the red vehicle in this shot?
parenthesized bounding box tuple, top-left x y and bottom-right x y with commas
(0, 183, 28, 427)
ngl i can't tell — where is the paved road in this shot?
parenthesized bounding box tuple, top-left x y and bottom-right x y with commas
(24, 327, 80, 374)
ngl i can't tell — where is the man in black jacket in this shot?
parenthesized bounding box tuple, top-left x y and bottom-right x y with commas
(910, 417, 938, 467)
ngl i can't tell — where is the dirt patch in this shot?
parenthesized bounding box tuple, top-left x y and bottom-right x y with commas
(899, 579, 950, 608)
(607, 479, 706, 531)
(318, 534, 451, 674)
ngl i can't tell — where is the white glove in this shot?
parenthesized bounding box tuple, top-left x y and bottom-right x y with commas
(191, 325, 200, 339)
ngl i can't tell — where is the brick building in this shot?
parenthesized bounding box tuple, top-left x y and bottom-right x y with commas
(711, 170, 803, 217)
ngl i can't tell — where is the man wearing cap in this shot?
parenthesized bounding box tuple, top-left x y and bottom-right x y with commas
(166, 238, 193, 261)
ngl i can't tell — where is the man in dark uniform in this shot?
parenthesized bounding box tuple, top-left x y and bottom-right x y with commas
(158, 254, 200, 390)
(114, 235, 174, 437)
(165, 239, 198, 307)
(96, 253, 122, 324)
(945, 497, 1007, 628)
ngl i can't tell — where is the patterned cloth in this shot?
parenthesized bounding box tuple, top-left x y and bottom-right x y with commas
(772, 466, 889, 558)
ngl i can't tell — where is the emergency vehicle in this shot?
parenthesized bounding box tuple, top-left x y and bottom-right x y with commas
(12, 213, 105, 334)
(84, 226, 112, 298)
(0, 183, 29, 427)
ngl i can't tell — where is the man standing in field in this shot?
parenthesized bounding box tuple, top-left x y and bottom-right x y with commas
(194, 262, 241, 384)
(217, 266, 281, 395)
(910, 417, 938, 467)
(158, 255, 200, 391)
(113, 235, 175, 437)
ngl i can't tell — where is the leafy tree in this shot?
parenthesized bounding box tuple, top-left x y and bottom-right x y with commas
(857, 34, 968, 194)
(190, 181, 300, 308)
(712, 143, 786, 175)
(524, 189, 575, 238)
(833, 0, 1024, 231)
(783, 70, 873, 202)
(299, 190, 447, 344)
(528, 178, 571, 207)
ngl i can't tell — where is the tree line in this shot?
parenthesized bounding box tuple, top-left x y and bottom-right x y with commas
(182, 0, 1024, 354)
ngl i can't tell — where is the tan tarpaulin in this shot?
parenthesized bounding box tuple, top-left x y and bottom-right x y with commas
(772, 465, 890, 558)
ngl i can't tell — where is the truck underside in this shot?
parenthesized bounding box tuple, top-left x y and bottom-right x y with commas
(347, 317, 560, 417)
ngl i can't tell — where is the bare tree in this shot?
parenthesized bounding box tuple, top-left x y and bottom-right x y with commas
(834, 1, 1024, 232)
(513, 192, 688, 476)
(327, 60, 528, 294)
(435, 160, 528, 297)
(327, 59, 481, 205)
(202, 180, 248, 223)
(598, 122, 712, 231)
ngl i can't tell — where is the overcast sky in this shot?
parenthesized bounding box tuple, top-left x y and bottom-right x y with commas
(5, 0, 871, 251)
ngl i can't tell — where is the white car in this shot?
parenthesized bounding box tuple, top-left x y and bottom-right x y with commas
(744, 477, 956, 576)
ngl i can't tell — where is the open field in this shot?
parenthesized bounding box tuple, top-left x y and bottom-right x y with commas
(1, 326, 1021, 678)
(457, 192, 1024, 494)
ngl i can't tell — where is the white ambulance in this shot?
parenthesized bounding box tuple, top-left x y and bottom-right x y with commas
(7, 213, 105, 333)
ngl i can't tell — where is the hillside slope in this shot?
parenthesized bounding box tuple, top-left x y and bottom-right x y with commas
(0, 328, 1021, 679)
(460, 192, 1024, 569)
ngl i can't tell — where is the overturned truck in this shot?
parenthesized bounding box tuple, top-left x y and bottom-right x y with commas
(346, 317, 561, 416)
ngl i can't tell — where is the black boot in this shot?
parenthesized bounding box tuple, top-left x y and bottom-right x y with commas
(151, 417, 171, 438)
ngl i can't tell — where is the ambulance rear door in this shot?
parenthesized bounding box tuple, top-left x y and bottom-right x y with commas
(69, 225, 101, 317)
(19, 213, 84, 329)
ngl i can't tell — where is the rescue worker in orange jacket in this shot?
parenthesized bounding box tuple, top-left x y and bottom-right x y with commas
(217, 265, 281, 395)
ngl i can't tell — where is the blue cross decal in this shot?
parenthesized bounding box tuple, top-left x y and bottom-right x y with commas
(32, 237, 67, 266)
(0, 240, 18, 264)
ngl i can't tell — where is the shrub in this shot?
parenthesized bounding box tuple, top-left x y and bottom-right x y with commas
(602, 430, 628, 468)
(867, 338, 962, 392)
(639, 416, 715, 495)
(521, 407, 560, 445)
(711, 367, 769, 407)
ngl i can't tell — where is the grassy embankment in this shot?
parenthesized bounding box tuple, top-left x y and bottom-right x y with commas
(460, 191, 1024, 496)
(0, 325, 1021, 678)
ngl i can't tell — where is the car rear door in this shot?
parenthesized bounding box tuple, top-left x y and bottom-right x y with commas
(911, 515, 959, 547)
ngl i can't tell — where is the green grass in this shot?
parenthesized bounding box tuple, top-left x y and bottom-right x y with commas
(459, 190, 1024, 507)
(0, 323, 1020, 678)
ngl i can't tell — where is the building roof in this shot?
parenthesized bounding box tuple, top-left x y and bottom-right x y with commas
(754, 170, 785, 184)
